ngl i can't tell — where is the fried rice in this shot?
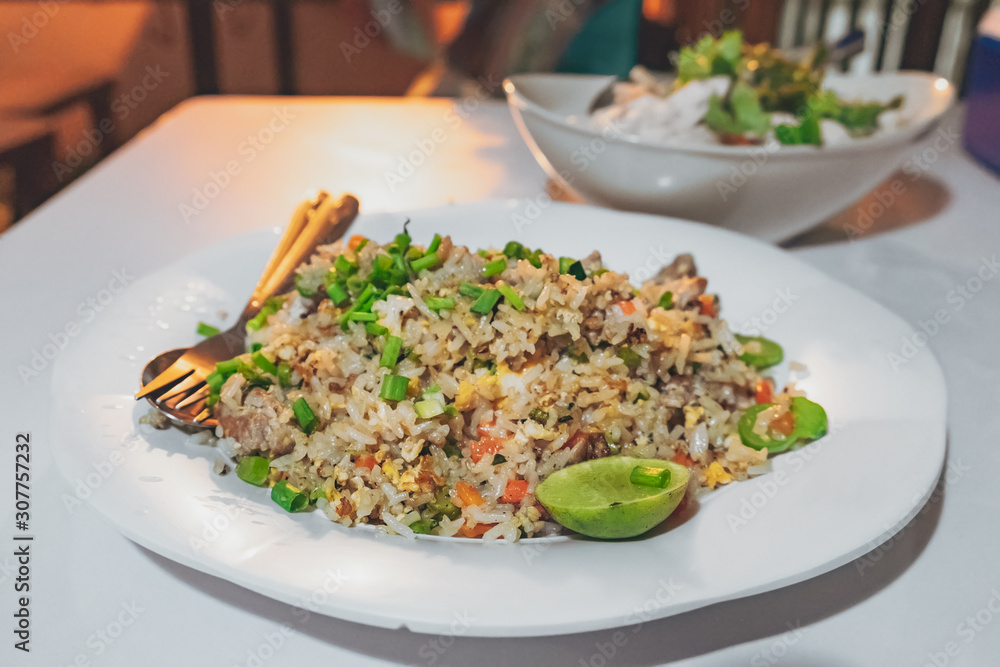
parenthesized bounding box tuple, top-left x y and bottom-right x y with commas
(213, 231, 803, 540)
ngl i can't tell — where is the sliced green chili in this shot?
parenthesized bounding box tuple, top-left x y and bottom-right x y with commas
(735, 334, 783, 369)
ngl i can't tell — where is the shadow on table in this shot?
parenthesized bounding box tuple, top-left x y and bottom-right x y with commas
(140, 455, 948, 667)
(544, 169, 952, 252)
(781, 172, 952, 249)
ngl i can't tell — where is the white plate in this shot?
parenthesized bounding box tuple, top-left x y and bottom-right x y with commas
(50, 201, 946, 637)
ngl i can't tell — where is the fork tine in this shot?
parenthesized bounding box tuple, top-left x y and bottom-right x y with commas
(158, 375, 205, 406)
(193, 407, 213, 423)
(174, 384, 211, 410)
(136, 365, 194, 399)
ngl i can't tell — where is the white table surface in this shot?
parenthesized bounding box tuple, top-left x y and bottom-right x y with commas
(2, 97, 998, 667)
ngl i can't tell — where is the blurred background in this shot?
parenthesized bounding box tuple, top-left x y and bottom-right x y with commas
(0, 0, 993, 231)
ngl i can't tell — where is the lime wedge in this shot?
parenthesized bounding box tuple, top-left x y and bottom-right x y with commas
(535, 457, 690, 539)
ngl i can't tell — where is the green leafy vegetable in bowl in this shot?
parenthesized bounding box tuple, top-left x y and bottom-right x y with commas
(677, 30, 904, 146)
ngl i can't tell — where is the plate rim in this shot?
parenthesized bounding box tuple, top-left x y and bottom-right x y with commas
(49, 200, 949, 636)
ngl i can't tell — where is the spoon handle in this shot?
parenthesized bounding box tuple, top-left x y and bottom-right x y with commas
(255, 190, 328, 295)
(240, 192, 360, 323)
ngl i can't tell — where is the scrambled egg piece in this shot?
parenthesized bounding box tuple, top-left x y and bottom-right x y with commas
(455, 381, 476, 410)
(684, 406, 704, 428)
(397, 470, 421, 493)
(705, 461, 733, 489)
(381, 459, 399, 484)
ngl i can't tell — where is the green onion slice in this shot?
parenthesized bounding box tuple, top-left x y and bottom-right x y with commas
(426, 234, 442, 254)
(251, 350, 278, 376)
(459, 282, 484, 298)
(292, 397, 317, 434)
(327, 282, 349, 306)
(236, 456, 270, 486)
(617, 346, 641, 370)
(197, 322, 220, 337)
(470, 288, 502, 315)
(414, 398, 445, 419)
(630, 464, 671, 488)
(380, 335, 403, 369)
(379, 373, 409, 401)
(271, 480, 309, 513)
(411, 252, 439, 273)
(409, 518, 437, 535)
(425, 295, 455, 313)
(497, 284, 525, 311)
(276, 361, 293, 387)
(483, 257, 507, 277)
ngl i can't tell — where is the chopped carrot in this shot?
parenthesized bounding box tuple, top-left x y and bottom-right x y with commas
(671, 450, 695, 467)
(755, 379, 773, 405)
(616, 300, 636, 315)
(354, 454, 376, 470)
(348, 234, 366, 251)
(698, 295, 717, 318)
(476, 419, 496, 439)
(469, 436, 503, 463)
(500, 479, 529, 504)
(455, 481, 483, 507)
(771, 412, 796, 436)
(458, 522, 495, 538)
(561, 429, 587, 450)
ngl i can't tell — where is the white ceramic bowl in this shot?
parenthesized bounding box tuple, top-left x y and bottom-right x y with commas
(504, 72, 955, 242)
